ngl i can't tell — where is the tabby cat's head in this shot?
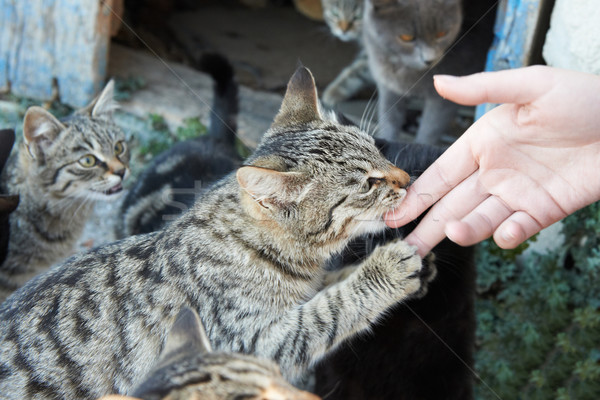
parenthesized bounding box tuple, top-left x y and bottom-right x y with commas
(21, 80, 129, 201)
(322, 0, 364, 42)
(132, 308, 319, 400)
(237, 67, 409, 254)
(364, 0, 463, 69)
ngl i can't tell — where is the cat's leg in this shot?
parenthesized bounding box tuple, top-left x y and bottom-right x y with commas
(322, 52, 373, 107)
(376, 86, 408, 141)
(415, 95, 459, 145)
(255, 240, 435, 381)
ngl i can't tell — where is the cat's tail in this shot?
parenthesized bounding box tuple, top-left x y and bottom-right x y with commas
(196, 53, 239, 148)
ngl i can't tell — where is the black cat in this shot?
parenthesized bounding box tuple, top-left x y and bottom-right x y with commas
(117, 53, 241, 237)
(314, 139, 476, 400)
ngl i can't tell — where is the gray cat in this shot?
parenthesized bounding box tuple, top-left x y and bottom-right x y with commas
(130, 307, 319, 400)
(321, 0, 374, 107)
(363, 0, 494, 145)
(0, 82, 129, 301)
(0, 67, 433, 399)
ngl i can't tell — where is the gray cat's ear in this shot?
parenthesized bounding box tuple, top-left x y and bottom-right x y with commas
(83, 79, 119, 118)
(23, 106, 66, 160)
(237, 165, 306, 209)
(271, 66, 322, 129)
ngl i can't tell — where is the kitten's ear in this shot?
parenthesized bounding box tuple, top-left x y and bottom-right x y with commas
(23, 107, 66, 159)
(271, 66, 322, 129)
(237, 166, 306, 210)
(83, 79, 119, 118)
(162, 307, 213, 357)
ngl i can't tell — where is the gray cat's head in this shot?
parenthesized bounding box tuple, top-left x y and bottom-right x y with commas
(132, 307, 320, 400)
(21, 80, 129, 202)
(364, 0, 463, 69)
(322, 0, 364, 41)
(236, 67, 409, 254)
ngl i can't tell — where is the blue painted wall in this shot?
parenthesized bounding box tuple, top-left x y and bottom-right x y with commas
(0, 0, 112, 107)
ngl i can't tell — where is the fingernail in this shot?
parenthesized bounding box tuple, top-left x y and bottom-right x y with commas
(433, 74, 459, 83)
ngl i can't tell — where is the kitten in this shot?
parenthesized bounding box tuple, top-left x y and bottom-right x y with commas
(130, 307, 319, 400)
(0, 129, 19, 266)
(0, 81, 129, 301)
(363, 0, 495, 145)
(313, 139, 477, 400)
(117, 53, 241, 238)
(0, 66, 433, 399)
(321, 0, 374, 107)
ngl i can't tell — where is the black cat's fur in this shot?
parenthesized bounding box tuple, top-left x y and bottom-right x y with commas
(117, 53, 241, 237)
(0, 130, 19, 266)
(314, 139, 476, 400)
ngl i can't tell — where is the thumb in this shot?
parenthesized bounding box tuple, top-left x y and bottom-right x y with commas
(434, 66, 553, 106)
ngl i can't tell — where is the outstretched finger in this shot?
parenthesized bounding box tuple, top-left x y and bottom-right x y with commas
(445, 195, 513, 246)
(434, 66, 553, 107)
(401, 173, 489, 256)
(493, 211, 544, 249)
(385, 136, 479, 228)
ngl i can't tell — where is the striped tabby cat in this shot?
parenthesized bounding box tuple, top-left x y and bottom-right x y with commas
(321, 0, 374, 107)
(0, 81, 129, 302)
(0, 66, 433, 399)
(130, 307, 319, 400)
(117, 53, 241, 238)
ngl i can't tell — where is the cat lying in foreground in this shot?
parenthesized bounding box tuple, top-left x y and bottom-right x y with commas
(0, 81, 129, 301)
(0, 66, 434, 399)
(99, 307, 319, 400)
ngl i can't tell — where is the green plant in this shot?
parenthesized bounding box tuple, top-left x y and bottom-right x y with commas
(474, 203, 600, 400)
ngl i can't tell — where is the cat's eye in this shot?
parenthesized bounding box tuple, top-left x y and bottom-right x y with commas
(78, 154, 97, 168)
(367, 177, 384, 189)
(114, 141, 125, 156)
(398, 34, 415, 42)
(435, 31, 447, 39)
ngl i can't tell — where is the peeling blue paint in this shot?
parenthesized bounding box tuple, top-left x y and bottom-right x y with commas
(0, 0, 109, 107)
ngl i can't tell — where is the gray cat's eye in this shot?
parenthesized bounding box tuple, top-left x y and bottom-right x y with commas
(78, 154, 97, 168)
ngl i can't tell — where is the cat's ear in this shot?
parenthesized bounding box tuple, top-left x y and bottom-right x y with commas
(23, 107, 66, 160)
(271, 66, 322, 129)
(237, 165, 306, 210)
(83, 79, 119, 118)
(162, 307, 213, 358)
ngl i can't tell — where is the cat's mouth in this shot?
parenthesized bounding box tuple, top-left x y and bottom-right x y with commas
(103, 183, 123, 195)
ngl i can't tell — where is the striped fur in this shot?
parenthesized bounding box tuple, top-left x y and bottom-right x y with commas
(0, 67, 432, 399)
(131, 308, 319, 400)
(0, 81, 129, 301)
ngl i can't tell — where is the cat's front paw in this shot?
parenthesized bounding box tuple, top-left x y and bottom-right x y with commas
(361, 240, 428, 300)
(410, 252, 437, 299)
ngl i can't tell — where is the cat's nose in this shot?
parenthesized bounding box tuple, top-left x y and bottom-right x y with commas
(113, 168, 126, 179)
(388, 166, 410, 190)
(338, 20, 352, 32)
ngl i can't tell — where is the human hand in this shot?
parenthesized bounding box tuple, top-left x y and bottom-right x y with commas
(385, 66, 600, 256)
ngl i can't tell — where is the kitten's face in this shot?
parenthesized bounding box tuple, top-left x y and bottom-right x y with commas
(22, 81, 129, 202)
(238, 68, 410, 252)
(365, 0, 463, 69)
(322, 0, 364, 42)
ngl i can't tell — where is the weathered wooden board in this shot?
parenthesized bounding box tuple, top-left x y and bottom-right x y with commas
(0, 0, 121, 107)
